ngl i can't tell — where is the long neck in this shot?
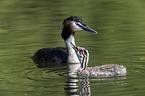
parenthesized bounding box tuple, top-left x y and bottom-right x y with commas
(65, 34, 80, 64)
(65, 34, 81, 77)
(62, 22, 81, 77)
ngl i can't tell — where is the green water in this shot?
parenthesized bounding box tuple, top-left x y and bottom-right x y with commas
(0, 0, 145, 96)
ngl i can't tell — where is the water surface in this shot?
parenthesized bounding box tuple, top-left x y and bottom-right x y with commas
(0, 0, 145, 96)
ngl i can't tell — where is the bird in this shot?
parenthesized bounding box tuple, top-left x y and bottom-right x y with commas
(32, 16, 127, 77)
(70, 43, 127, 77)
(32, 16, 97, 68)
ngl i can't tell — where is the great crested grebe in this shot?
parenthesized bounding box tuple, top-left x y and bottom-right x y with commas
(32, 16, 97, 68)
(32, 16, 127, 77)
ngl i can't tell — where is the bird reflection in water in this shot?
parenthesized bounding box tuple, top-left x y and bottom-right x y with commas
(65, 73, 126, 96)
(65, 77, 91, 96)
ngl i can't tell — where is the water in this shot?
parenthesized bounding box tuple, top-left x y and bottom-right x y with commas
(0, 0, 145, 96)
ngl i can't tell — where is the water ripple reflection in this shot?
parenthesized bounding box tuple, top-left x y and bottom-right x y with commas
(22, 66, 68, 81)
(65, 76, 126, 96)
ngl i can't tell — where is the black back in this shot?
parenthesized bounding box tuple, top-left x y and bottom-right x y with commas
(32, 47, 68, 68)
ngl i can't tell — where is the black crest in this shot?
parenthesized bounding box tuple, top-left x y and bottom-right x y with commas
(63, 16, 86, 26)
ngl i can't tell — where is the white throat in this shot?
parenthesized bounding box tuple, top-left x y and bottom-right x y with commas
(65, 35, 80, 64)
(65, 34, 81, 77)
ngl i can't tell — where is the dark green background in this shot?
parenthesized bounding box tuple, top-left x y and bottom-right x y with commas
(0, 0, 145, 95)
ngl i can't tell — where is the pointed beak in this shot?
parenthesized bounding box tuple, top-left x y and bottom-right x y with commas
(82, 25, 98, 34)
(78, 23, 98, 34)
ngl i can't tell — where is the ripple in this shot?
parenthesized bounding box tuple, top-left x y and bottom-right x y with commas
(22, 66, 68, 81)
